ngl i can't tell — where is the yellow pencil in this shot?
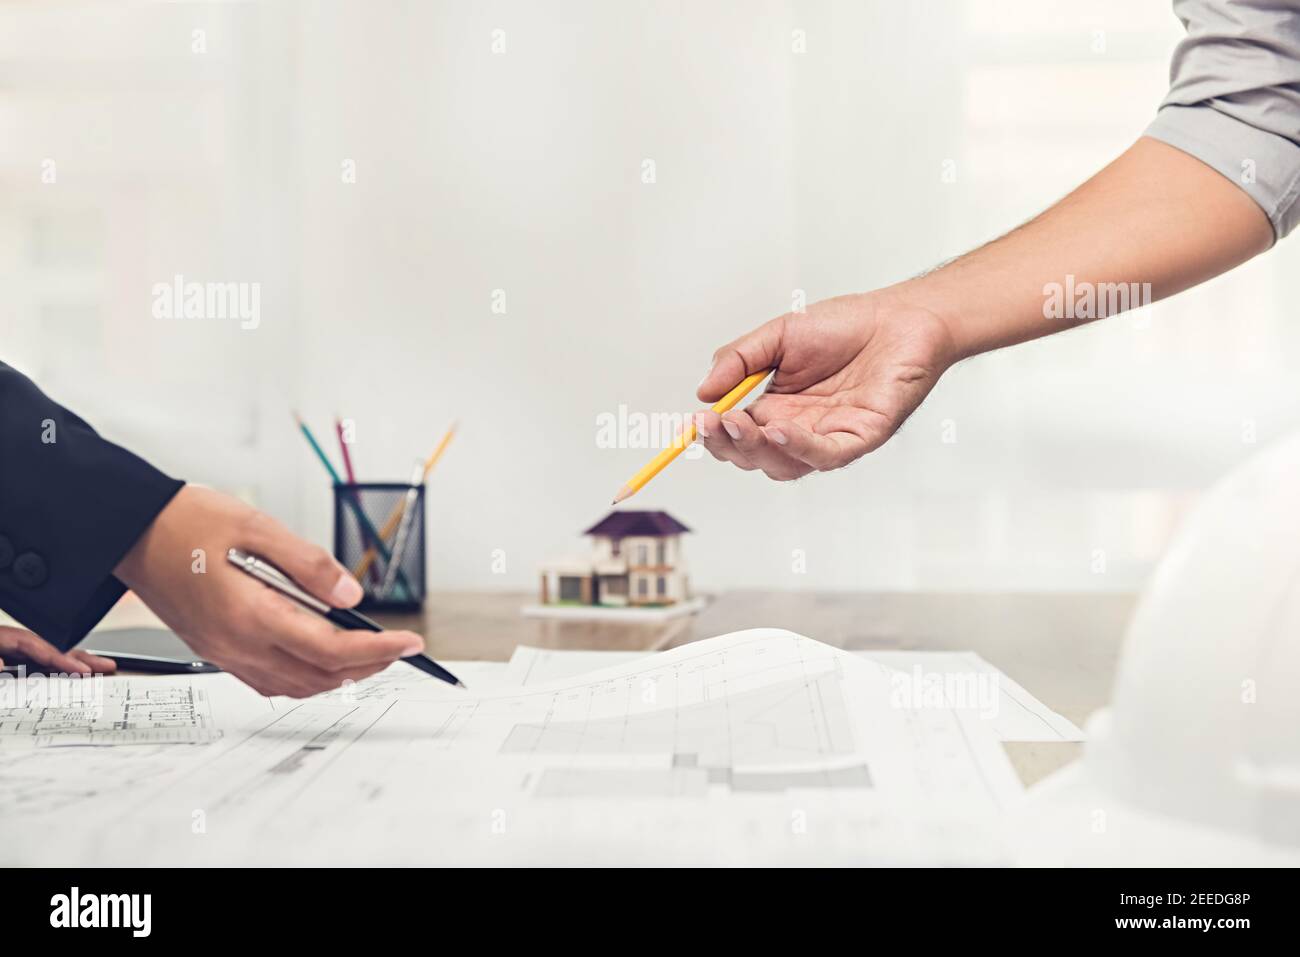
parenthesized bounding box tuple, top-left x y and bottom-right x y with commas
(352, 422, 458, 579)
(611, 369, 772, 505)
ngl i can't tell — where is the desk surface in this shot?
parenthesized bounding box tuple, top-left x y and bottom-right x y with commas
(377, 590, 1136, 787)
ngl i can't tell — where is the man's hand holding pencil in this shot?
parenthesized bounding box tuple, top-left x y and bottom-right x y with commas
(692, 292, 956, 484)
(613, 290, 956, 500)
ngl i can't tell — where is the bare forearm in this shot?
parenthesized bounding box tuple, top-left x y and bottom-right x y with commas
(894, 137, 1274, 361)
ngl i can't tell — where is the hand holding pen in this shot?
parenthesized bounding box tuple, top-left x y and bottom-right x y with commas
(115, 486, 430, 698)
(228, 549, 464, 687)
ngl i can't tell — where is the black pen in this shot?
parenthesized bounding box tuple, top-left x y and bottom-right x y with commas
(226, 548, 465, 688)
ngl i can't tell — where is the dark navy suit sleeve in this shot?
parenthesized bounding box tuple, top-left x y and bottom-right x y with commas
(0, 361, 183, 649)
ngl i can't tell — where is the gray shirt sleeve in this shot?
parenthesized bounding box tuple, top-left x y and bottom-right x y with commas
(1143, 0, 1300, 241)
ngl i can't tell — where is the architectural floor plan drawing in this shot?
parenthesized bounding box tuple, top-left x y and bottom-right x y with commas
(0, 676, 220, 748)
(0, 630, 1023, 866)
(498, 664, 866, 797)
(506, 645, 1085, 742)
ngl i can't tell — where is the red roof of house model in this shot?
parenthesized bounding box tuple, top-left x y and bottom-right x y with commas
(583, 511, 691, 538)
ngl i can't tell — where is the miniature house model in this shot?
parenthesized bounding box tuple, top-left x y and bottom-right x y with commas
(539, 511, 691, 607)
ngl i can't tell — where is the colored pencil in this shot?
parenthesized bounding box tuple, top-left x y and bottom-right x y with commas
(293, 413, 413, 599)
(335, 416, 358, 484)
(351, 422, 457, 580)
(334, 416, 376, 584)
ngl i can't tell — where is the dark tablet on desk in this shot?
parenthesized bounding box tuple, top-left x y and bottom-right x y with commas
(80, 626, 221, 674)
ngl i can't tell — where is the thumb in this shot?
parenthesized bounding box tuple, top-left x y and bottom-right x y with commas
(698, 315, 787, 403)
(242, 513, 364, 608)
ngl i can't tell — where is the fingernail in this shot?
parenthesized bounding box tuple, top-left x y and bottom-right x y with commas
(695, 415, 711, 438)
(698, 359, 715, 390)
(401, 638, 425, 657)
(331, 574, 364, 607)
(768, 428, 788, 446)
(723, 420, 741, 440)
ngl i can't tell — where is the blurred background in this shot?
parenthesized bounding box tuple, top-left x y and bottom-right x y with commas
(3, 0, 1298, 595)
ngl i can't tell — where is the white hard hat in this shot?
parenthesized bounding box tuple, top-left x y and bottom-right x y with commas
(1015, 430, 1300, 865)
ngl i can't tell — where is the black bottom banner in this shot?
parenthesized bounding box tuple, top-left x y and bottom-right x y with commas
(0, 866, 1287, 944)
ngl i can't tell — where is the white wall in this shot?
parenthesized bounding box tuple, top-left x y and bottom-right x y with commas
(3, 0, 1298, 594)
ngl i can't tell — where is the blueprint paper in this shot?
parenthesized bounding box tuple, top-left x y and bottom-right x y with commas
(0, 661, 512, 752)
(0, 674, 221, 748)
(0, 631, 1021, 866)
(505, 646, 1084, 743)
(270, 659, 512, 707)
(860, 650, 1083, 742)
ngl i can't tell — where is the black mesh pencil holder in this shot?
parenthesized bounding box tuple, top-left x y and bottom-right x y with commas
(332, 482, 427, 612)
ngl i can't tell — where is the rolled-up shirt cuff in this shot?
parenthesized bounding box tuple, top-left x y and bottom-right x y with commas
(1144, 103, 1300, 243)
